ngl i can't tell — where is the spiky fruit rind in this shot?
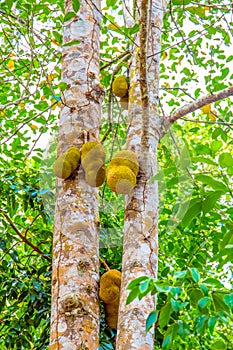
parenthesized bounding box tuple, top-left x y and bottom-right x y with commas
(85, 166, 106, 187)
(112, 75, 128, 98)
(100, 270, 121, 288)
(84, 158, 104, 173)
(109, 150, 139, 175)
(81, 142, 106, 170)
(107, 165, 136, 194)
(99, 270, 121, 329)
(107, 158, 139, 176)
(53, 147, 80, 179)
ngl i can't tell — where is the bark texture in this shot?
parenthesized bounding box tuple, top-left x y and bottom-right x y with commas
(116, 1, 169, 349)
(49, 1, 102, 349)
(169, 85, 233, 124)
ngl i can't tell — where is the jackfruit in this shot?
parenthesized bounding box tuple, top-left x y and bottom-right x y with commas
(53, 147, 80, 179)
(99, 270, 121, 329)
(107, 150, 139, 176)
(81, 142, 106, 170)
(105, 301, 119, 329)
(81, 142, 106, 187)
(85, 166, 106, 187)
(106, 150, 139, 194)
(120, 95, 129, 110)
(112, 75, 128, 98)
(107, 165, 136, 194)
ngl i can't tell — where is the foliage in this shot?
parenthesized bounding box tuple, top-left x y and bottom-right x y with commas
(0, 0, 232, 349)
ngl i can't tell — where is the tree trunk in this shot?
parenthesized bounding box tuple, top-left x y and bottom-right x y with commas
(116, 1, 169, 349)
(49, 1, 102, 349)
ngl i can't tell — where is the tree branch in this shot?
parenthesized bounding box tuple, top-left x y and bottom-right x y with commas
(0, 210, 51, 262)
(168, 86, 233, 125)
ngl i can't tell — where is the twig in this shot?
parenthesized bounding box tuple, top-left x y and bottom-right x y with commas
(0, 210, 51, 262)
(100, 259, 110, 271)
(180, 117, 233, 127)
(100, 51, 131, 71)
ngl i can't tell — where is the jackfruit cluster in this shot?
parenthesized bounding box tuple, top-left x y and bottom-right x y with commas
(81, 142, 106, 187)
(112, 75, 129, 110)
(106, 150, 139, 194)
(99, 270, 121, 329)
(53, 147, 80, 179)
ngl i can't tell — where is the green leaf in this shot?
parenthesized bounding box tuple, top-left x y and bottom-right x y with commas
(211, 140, 223, 152)
(198, 297, 211, 310)
(181, 201, 202, 227)
(203, 278, 224, 288)
(199, 284, 209, 296)
(212, 293, 230, 313)
(188, 267, 200, 283)
(159, 302, 173, 328)
(72, 0, 80, 12)
(162, 323, 179, 350)
(146, 310, 159, 332)
(208, 316, 218, 335)
(171, 299, 188, 312)
(127, 276, 149, 290)
(106, 0, 117, 6)
(162, 334, 172, 350)
(64, 12, 76, 22)
(212, 340, 227, 350)
(139, 279, 150, 293)
(126, 289, 139, 305)
(154, 284, 171, 293)
(189, 288, 204, 306)
(194, 315, 208, 334)
(63, 40, 81, 47)
(173, 270, 186, 279)
(172, 0, 192, 5)
(202, 191, 224, 214)
(186, 6, 205, 18)
(192, 156, 217, 166)
(219, 153, 233, 168)
(224, 294, 233, 310)
(195, 174, 228, 192)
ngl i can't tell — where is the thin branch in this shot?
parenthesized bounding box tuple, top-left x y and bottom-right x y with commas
(180, 117, 233, 127)
(0, 101, 58, 145)
(100, 259, 110, 271)
(0, 210, 51, 262)
(168, 86, 233, 125)
(100, 51, 131, 71)
(147, 13, 225, 58)
(0, 95, 31, 111)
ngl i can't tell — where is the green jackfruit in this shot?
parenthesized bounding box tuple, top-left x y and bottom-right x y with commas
(107, 150, 139, 176)
(85, 166, 106, 187)
(99, 270, 121, 329)
(53, 147, 80, 179)
(81, 142, 106, 187)
(107, 165, 136, 194)
(112, 75, 128, 98)
(81, 142, 106, 171)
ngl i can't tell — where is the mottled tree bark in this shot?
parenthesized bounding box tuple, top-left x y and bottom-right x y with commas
(49, 1, 102, 349)
(116, 1, 169, 349)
